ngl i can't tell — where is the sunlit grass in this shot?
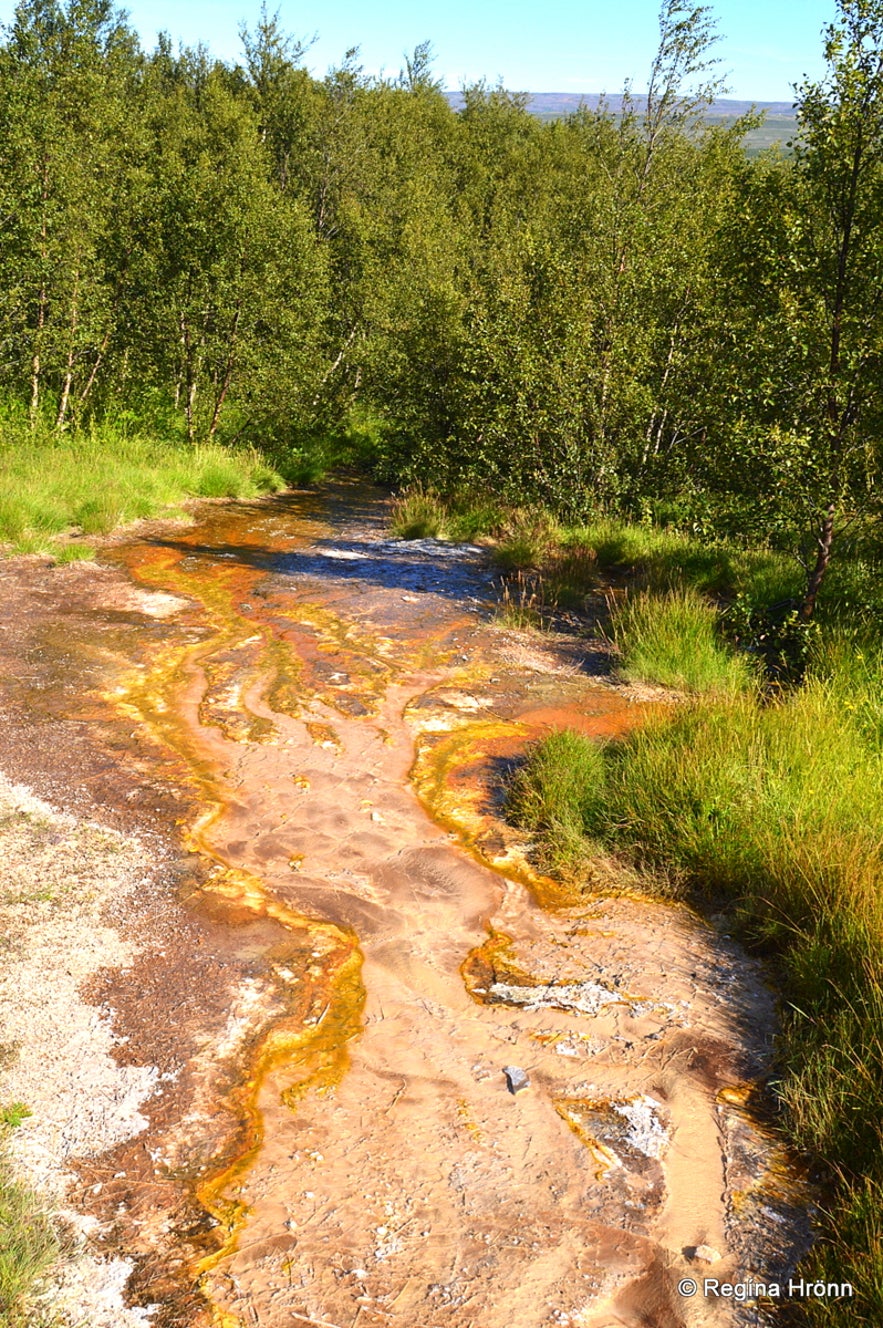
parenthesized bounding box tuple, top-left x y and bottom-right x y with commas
(506, 727, 607, 876)
(611, 587, 758, 694)
(390, 484, 507, 542)
(389, 484, 451, 539)
(0, 418, 286, 558)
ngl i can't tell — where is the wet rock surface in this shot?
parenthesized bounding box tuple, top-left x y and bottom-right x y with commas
(0, 481, 812, 1327)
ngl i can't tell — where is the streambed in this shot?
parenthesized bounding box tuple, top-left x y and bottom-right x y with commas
(0, 481, 810, 1328)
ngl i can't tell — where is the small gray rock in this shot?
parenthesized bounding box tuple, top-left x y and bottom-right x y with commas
(503, 1065, 530, 1094)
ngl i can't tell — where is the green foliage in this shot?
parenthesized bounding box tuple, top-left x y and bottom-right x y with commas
(799, 1178, 883, 1324)
(706, 0, 883, 616)
(0, 1170, 58, 1326)
(724, 594, 820, 682)
(0, 0, 875, 632)
(0, 1104, 30, 1130)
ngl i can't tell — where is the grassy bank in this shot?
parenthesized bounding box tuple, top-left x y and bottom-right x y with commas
(390, 485, 804, 599)
(0, 418, 287, 560)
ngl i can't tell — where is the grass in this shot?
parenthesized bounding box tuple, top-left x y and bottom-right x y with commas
(493, 570, 548, 631)
(0, 1114, 60, 1326)
(0, 416, 286, 558)
(391, 492, 602, 630)
(390, 485, 452, 540)
(611, 587, 758, 694)
(506, 728, 608, 877)
(565, 515, 803, 605)
(506, 641, 883, 1324)
(492, 510, 559, 571)
(389, 489, 883, 1318)
(389, 492, 806, 644)
(390, 484, 507, 542)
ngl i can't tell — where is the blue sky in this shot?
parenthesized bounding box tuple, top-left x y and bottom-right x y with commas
(1, 0, 833, 101)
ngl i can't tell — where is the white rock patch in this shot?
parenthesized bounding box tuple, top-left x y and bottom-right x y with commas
(613, 1095, 669, 1160)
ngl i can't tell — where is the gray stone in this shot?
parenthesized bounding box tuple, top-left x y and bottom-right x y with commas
(502, 1065, 530, 1094)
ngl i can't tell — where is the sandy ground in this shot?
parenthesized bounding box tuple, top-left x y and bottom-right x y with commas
(0, 484, 812, 1328)
(0, 772, 166, 1326)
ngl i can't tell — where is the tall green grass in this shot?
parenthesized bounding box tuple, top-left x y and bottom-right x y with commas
(508, 644, 883, 1323)
(390, 485, 452, 539)
(564, 516, 802, 604)
(612, 587, 758, 694)
(506, 728, 609, 876)
(390, 484, 506, 542)
(0, 418, 285, 558)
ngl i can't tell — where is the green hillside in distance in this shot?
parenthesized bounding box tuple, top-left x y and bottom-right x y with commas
(445, 92, 797, 152)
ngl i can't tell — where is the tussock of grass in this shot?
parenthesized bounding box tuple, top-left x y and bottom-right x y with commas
(612, 588, 757, 694)
(493, 510, 559, 571)
(493, 570, 548, 631)
(543, 541, 598, 609)
(390, 485, 507, 543)
(0, 420, 285, 557)
(390, 485, 450, 540)
(507, 728, 607, 876)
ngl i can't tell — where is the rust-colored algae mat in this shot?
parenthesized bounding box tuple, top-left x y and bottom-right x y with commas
(0, 482, 811, 1328)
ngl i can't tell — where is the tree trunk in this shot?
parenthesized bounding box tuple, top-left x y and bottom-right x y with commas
(799, 500, 836, 621)
(207, 308, 241, 439)
(79, 325, 113, 408)
(29, 285, 45, 428)
(56, 267, 80, 430)
(179, 312, 197, 443)
(30, 165, 50, 429)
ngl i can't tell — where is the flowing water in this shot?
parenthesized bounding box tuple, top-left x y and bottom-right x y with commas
(0, 482, 810, 1328)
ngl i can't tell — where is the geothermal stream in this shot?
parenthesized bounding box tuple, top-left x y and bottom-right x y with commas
(0, 482, 810, 1328)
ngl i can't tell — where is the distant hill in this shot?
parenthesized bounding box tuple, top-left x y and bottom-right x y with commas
(444, 92, 796, 117)
(443, 92, 798, 152)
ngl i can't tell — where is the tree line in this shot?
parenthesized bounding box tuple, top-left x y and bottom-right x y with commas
(1, 0, 882, 613)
